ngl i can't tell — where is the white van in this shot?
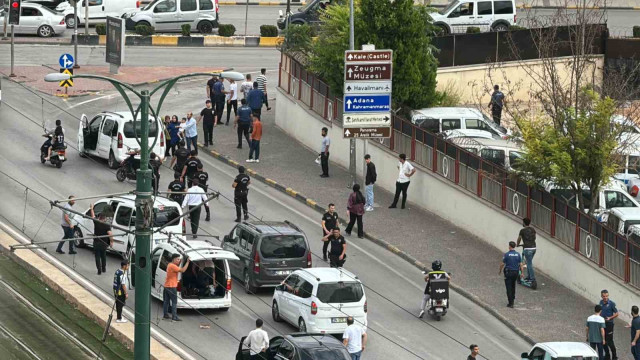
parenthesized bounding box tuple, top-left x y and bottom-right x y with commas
(521, 342, 598, 360)
(148, 239, 239, 310)
(449, 136, 524, 170)
(606, 207, 640, 236)
(124, 0, 218, 34)
(410, 107, 510, 139)
(71, 195, 185, 256)
(78, 111, 166, 169)
(429, 0, 517, 34)
(57, 0, 140, 28)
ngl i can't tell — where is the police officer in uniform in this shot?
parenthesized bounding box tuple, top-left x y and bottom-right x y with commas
(168, 173, 186, 205)
(194, 163, 211, 222)
(322, 227, 347, 268)
(181, 150, 202, 187)
(232, 166, 251, 222)
(499, 241, 523, 308)
(149, 152, 162, 195)
(170, 141, 189, 178)
(418, 260, 451, 318)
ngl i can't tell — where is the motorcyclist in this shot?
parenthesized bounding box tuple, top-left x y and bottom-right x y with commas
(418, 260, 451, 318)
(44, 120, 65, 161)
(123, 148, 140, 174)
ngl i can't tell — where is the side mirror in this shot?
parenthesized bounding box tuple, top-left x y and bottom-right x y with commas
(520, 353, 528, 359)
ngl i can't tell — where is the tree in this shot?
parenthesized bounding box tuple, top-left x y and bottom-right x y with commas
(279, 24, 314, 59)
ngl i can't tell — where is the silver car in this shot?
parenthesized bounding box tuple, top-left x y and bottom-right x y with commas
(0, 3, 66, 37)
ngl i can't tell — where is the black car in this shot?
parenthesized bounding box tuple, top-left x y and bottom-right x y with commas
(236, 333, 351, 360)
(276, 0, 330, 30)
(24, 0, 67, 11)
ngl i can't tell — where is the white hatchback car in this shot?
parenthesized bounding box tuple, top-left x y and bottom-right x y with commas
(520, 342, 598, 359)
(0, 3, 66, 37)
(430, 0, 516, 34)
(272, 268, 367, 335)
(78, 112, 166, 169)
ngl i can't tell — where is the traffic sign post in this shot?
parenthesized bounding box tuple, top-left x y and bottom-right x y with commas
(59, 53, 75, 69)
(344, 81, 391, 94)
(343, 94, 391, 112)
(343, 113, 391, 127)
(343, 127, 391, 138)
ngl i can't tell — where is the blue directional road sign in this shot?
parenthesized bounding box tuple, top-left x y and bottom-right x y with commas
(59, 54, 74, 69)
(343, 94, 391, 113)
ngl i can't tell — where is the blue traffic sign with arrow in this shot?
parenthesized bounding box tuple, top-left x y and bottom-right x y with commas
(59, 54, 74, 69)
(343, 94, 391, 113)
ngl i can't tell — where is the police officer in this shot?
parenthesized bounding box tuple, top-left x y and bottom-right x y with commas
(170, 141, 189, 178)
(499, 241, 523, 308)
(168, 173, 186, 205)
(194, 163, 211, 222)
(321, 204, 339, 262)
(149, 152, 162, 195)
(418, 260, 451, 318)
(232, 166, 251, 222)
(181, 150, 202, 187)
(599, 289, 619, 360)
(322, 227, 347, 268)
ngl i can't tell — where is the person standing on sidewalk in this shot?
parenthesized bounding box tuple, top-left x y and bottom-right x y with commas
(364, 154, 376, 211)
(343, 316, 367, 360)
(321, 204, 339, 262)
(345, 184, 365, 239)
(234, 99, 252, 149)
(213, 77, 226, 125)
(241, 74, 253, 100)
(226, 79, 238, 125)
(319, 127, 330, 178)
(182, 179, 207, 239)
(587, 304, 606, 360)
(467, 344, 479, 360)
(195, 163, 211, 222)
(256, 68, 271, 111)
(163, 254, 190, 321)
(389, 153, 415, 209)
(199, 100, 216, 147)
(488, 85, 505, 126)
(599, 290, 619, 360)
(630, 305, 640, 360)
(206, 74, 218, 101)
(56, 195, 77, 255)
(516, 217, 536, 282)
(89, 203, 113, 275)
(498, 241, 522, 308)
(113, 260, 129, 323)
(323, 227, 347, 268)
(247, 113, 262, 163)
(247, 82, 265, 117)
(243, 319, 269, 360)
(183, 112, 198, 154)
(233, 166, 251, 222)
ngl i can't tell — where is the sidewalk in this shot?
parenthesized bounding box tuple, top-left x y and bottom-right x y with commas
(195, 102, 632, 356)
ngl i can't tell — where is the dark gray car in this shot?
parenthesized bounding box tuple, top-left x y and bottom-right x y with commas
(222, 221, 312, 294)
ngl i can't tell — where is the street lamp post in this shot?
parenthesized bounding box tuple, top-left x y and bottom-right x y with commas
(45, 70, 244, 360)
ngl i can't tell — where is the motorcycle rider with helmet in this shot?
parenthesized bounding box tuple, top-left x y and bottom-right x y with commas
(43, 120, 65, 161)
(419, 260, 451, 318)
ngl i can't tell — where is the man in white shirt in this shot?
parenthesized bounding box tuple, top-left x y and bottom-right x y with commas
(241, 74, 253, 99)
(183, 112, 198, 154)
(182, 178, 207, 239)
(226, 79, 238, 126)
(389, 153, 416, 209)
(243, 319, 269, 360)
(343, 316, 367, 360)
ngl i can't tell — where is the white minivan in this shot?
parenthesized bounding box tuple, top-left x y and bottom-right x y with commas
(521, 342, 598, 360)
(272, 268, 367, 335)
(57, 0, 140, 28)
(78, 111, 166, 169)
(429, 0, 517, 34)
(410, 107, 510, 139)
(449, 136, 524, 170)
(124, 0, 218, 34)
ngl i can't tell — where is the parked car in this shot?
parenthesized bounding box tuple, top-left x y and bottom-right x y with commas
(520, 342, 598, 360)
(221, 221, 312, 294)
(410, 107, 510, 139)
(606, 207, 640, 236)
(78, 111, 166, 169)
(71, 195, 185, 256)
(440, 129, 502, 140)
(139, 238, 239, 310)
(58, 0, 140, 28)
(236, 333, 351, 360)
(24, 0, 67, 11)
(276, 0, 329, 30)
(0, 4, 66, 37)
(429, 0, 517, 34)
(124, 0, 218, 33)
(272, 268, 367, 335)
(449, 136, 524, 170)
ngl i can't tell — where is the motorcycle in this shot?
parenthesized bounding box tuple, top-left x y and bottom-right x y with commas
(40, 134, 67, 169)
(422, 270, 450, 321)
(517, 246, 537, 290)
(116, 147, 140, 182)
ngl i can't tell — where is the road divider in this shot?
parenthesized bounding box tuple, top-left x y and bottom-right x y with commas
(70, 34, 282, 47)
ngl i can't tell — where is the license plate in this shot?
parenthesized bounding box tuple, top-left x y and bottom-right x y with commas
(331, 317, 347, 323)
(59, 156, 65, 160)
(275, 270, 291, 276)
(435, 308, 444, 313)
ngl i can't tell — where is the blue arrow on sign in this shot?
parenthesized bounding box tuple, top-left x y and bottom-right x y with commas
(59, 53, 74, 69)
(343, 94, 391, 113)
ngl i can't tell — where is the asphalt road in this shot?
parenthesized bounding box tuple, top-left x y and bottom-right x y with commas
(0, 48, 531, 359)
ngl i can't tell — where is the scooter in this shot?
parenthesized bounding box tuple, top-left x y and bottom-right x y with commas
(422, 270, 449, 321)
(116, 147, 140, 182)
(517, 246, 537, 290)
(40, 134, 67, 168)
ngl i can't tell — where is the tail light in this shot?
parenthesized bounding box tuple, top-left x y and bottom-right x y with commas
(177, 280, 182, 292)
(436, 300, 443, 305)
(226, 279, 232, 291)
(160, 132, 165, 147)
(306, 251, 312, 267)
(364, 300, 367, 313)
(59, 18, 65, 25)
(253, 252, 260, 274)
(311, 301, 317, 315)
(182, 219, 186, 234)
(631, 185, 639, 197)
(136, 0, 140, 7)
(117, 133, 123, 149)
(57, 150, 66, 155)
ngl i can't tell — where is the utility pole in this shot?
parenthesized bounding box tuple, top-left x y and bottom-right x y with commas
(73, 0, 79, 69)
(348, 0, 356, 187)
(10, 24, 15, 77)
(2, 0, 7, 40)
(84, 0, 88, 35)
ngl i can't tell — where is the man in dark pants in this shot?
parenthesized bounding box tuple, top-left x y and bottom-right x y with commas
(631, 305, 640, 360)
(199, 100, 216, 147)
(113, 260, 129, 323)
(389, 153, 416, 209)
(599, 289, 619, 360)
(170, 141, 189, 178)
(56, 195, 77, 254)
(213, 77, 226, 125)
(488, 84, 505, 126)
(320, 127, 330, 177)
(498, 241, 522, 308)
(149, 152, 162, 195)
(194, 163, 211, 222)
(247, 82, 265, 117)
(321, 204, 338, 262)
(168, 173, 186, 205)
(233, 166, 251, 222)
(181, 150, 202, 188)
(182, 179, 207, 239)
(323, 227, 347, 268)
(516, 217, 537, 281)
(89, 203, 114, 275)
(234, 98, 252, 149)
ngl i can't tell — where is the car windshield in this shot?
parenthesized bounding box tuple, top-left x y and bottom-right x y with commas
(123, 120, 159, 138)
(153, 206, 180, 228)
(509, 151, 524, 169)
(260, 235, 307, 259)
(300, 347, 351, 360)
(439, 0, 459, 15)
(550, 188, 592, 209)
(316, 282, 364, 303)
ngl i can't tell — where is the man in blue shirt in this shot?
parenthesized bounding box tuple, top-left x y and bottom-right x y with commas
(498, 241, 522, 308)
(234, 99, 253, 149)
(631, 305, 640, 360)
(247, 82, 265, 117)
(599, 290, 619, 360)
(183, 112, 198, 154)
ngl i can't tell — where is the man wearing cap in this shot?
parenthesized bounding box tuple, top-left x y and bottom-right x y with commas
(163, 254, 190, 321)
(113, 260, 129, 323)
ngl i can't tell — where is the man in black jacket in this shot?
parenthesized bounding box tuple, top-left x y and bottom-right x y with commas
(364, 154, 377, 212)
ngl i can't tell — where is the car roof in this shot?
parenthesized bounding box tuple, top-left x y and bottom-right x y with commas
(610, 207, 640, 219)
(242, 221, 303, 235)
(284, 333, 345, 348)
(295, 267, 360, 283)
(104, 195, 180, 207)
(441, 129, 499, 140)
(534, 342, 598, 357)
(450, 137, 523, 150)
(411, 107, 484, 119)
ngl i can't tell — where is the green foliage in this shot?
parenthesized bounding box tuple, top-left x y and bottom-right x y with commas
(218, 24, 236, 37)
(466, 26, 480, 34)
(279, 23, 314, 55)
(95, 23, 106, 35)
(509, 25, 527, 31)
(135, 24, 155, 36)
(634, 26, 640, 38)
(436, 81, 461, 107)
(181, 24, 191, 37)
(260, 25, 279, 37)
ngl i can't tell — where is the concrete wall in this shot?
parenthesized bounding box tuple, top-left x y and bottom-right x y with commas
(276, 86, 640, 322)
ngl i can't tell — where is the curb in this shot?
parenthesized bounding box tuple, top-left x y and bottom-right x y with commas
(197, 142, 537, 345)
(71, 34, 279, 47)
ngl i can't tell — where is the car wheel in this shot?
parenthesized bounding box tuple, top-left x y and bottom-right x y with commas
(137, 21, 151, 27)
(197, 21, 213, 34)
(65, 15, 77, 29)
(244, 270, 256, 294)
(108, 151, 118, 169)
(272, 301, 282, 322)
(74, 228, 85, 248)
(298, 318, 307, 333)
(493, 23, 509, 32)
(434, 23, 448, 35)
(38, 25, 54, 38)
